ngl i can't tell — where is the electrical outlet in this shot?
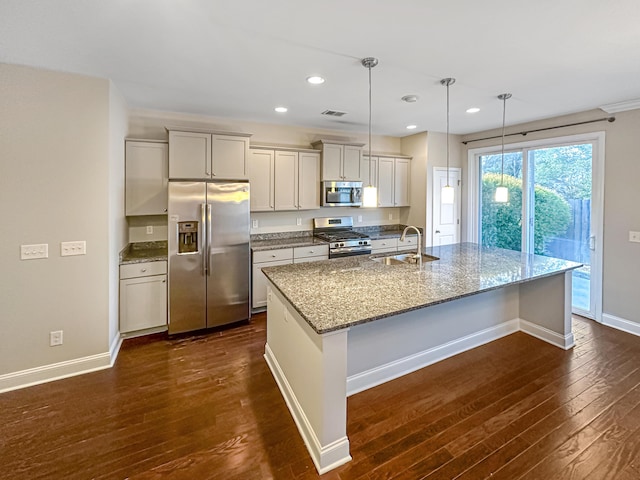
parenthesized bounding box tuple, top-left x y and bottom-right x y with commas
(358, 215, 363, 223)
(630, 231, 640, 243)
(388, 213, 393, 220)
(61, 241, 86, 256)
(20, 243, 48, 260)
(50, 330, 63, 346)
(252, 219, 259, 229)
(146, 225, 153, 234)
(296, 218, 302, 226)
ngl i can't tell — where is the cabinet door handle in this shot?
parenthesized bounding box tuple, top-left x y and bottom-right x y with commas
(271, 254, 277, 258)
(162, 279, 166, 283)
(435, 230, 441, 233)
(164, 208, 168, 213)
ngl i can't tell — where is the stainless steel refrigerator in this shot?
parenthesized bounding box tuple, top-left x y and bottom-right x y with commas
(168, 180, 250, 334)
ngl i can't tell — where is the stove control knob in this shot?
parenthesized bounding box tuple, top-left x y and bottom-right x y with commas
(340, 242, 345, 247)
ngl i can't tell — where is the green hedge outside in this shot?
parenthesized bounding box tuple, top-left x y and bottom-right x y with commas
(482, 173, 571, 255)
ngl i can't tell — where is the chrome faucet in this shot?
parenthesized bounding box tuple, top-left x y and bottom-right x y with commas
(400, 225, 422, 265)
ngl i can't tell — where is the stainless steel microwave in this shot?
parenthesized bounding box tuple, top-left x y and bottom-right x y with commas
(321, 181, 363, 207)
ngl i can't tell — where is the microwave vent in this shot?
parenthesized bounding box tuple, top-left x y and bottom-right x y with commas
(321, 109, 348, 117)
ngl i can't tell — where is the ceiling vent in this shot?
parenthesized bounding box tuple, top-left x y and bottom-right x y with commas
(321, 109, 348, 117)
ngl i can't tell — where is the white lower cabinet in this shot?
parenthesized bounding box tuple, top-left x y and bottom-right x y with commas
(397, 235, 418, 251)
(252, 245, 329, 309)
(252, 249, 293, 309)
(371, 238, 398, 254)
(119, 261, 167, 335)
(371, 235, 419, 254)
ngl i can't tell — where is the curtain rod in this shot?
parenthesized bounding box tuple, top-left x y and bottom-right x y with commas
(461, 116, 616, 145)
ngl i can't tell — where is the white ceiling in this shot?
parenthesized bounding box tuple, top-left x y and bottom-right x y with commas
(2, 0, 640, 137)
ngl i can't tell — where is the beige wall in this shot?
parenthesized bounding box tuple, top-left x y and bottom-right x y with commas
(0, 64, 117, 382)
(460, 108, 640, 326)
(401, 132, 428, 230)
(108, 82, 129, 346)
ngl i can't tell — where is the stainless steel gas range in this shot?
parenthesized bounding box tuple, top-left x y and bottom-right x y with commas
(313, 216, 372, 259)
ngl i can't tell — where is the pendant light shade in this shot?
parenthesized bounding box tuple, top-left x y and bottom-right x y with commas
(495, 93, 512, 203)
(440, 77, 456, 205)
(363, 186, 377, 207)
(441, 185, 455, 204)
(495, 186, 509, 203)
(362, 57, 379, 208)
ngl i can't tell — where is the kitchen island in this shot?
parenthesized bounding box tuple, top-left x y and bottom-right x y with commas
(261, 243, 581, 474)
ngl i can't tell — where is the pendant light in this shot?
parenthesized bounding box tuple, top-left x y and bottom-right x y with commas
(362, 57, 378, 208)
(440, 77, 456, 205)
(495, 93, 512, 203)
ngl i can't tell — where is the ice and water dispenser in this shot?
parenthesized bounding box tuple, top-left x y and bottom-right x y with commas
(177, 221, 198, 254)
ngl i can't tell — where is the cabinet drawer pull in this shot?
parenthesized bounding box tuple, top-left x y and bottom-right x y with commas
(141, 268, 147, 272)
(271, 254, 277, 257)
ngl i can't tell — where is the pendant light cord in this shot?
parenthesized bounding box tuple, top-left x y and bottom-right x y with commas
(368, 63, 372, 186)
(498, 93, 511, 186)
(446, 81, 450, 187)
(501, 95, 506, 185)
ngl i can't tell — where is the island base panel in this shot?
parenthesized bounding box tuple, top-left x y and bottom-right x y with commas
(264, 284, 351, 474)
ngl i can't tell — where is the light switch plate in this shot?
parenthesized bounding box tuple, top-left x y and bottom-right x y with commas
(630, 231, 640, 243)
(252, 219, 259, 228)
(296, 218, 302, 226)
(61, 241, 86, 256)
(146, 226, 153, 234)
(21, 243, 48, 260)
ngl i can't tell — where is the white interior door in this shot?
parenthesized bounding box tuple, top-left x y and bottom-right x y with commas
(432, 167, 461, 246)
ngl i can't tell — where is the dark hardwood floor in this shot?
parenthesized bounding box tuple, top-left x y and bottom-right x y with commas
(2, 314, 640, 479)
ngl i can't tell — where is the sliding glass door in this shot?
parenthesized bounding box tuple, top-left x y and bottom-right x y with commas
(473, 134, 603, 319)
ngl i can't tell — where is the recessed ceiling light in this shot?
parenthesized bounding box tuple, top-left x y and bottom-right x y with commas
(466, 107, 480, 113)
(307, 76, 325, 85)
(406, 125, 417, 130)
(274, 106, 288, 113)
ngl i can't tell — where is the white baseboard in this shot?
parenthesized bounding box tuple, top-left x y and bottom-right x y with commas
(602, 313, 640, 337)
(519, 319, 575, 350)
(110, 332, 124, 366)
(0, 352, 112, 394)
(347, 319, 520, 396)
(264, 343, 351, 474)
(0, 334, 123, 394)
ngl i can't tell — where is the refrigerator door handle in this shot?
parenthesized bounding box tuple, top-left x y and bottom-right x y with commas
(201, 203, 207, 276)
(207, 203, 212, 276)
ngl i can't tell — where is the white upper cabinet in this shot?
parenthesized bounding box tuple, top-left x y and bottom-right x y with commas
(168, 130, 250, 180)
(394, 158, 411, 206)
(377, 157, 395, 207)
(371, 155, 411, 207)
(125, 140, 168, 216)
(168, 131, 210, 179)
(247, 149, 274, 211)
(298, 152, 321, 210)
(211, 134, 249, 179)
(274, 151, 298, 211)
(312, 140, 364, 181)
(361, 155, 378, 187)
(247, 147, 320, 211)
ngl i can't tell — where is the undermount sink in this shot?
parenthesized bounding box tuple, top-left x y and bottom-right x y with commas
(372, 253, 439, 265)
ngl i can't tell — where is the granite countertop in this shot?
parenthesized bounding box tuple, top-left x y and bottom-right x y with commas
(120, 241, 167, 265)
(261, 242, 582, 335)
